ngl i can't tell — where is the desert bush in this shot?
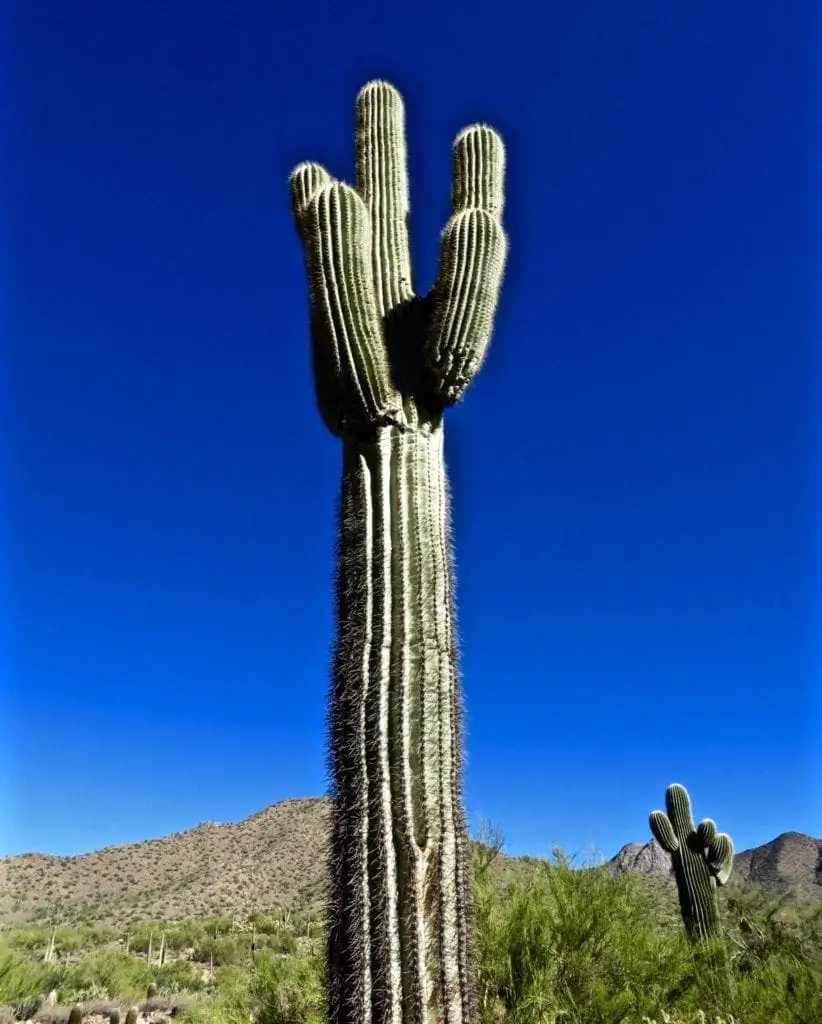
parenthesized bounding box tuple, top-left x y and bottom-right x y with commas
(4, 928, 52, 955)
(268, 931, 298, 956)
(251, 951, 323, 1024)
(58, 949, 151, 1002)
(0, 945, 51, 1004)
(153, 957, 205, 994)
(193, 934, 246, 967)
(175, 952, 322, 1024)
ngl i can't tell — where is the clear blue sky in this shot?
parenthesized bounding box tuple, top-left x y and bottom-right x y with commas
(3, 1, 819, 861)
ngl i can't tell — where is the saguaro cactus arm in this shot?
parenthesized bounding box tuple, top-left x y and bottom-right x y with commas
(289, 81, 507, 434)
(424, 126, 506, 405)
(649, 783, 734, 941)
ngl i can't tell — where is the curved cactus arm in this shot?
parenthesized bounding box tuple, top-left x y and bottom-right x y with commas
(355, 81, 414, 315)
(424, 126, 508, 405)
(290, 163, 345, 434)
(291, 176, 402, 429)
(707, 832, 735, 885)
(695, 818, 717, 848)
(649, 809, 679, 852)
(290, 160, 333, 227)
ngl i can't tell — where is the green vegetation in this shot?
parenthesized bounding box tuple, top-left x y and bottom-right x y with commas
(0, 835, 819, 1024)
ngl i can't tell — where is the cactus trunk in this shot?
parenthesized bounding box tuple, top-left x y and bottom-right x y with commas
(328, 424, 474, 1024)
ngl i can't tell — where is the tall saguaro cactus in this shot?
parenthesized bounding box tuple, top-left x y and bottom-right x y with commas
(288, 81, 507, 1024)
(649, 783, 735, 942)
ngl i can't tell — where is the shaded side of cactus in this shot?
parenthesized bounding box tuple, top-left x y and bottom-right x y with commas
(649, 782, 734, 941)
(289, 80, 506, 1024)
(67, 1007, 83, 1024)
(108, 1009, 121, 1024)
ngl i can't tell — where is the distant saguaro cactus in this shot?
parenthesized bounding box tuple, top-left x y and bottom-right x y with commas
(650, 782, 734, 941)
(146, 982, 158, 999)
(289, 80, 507, 1024)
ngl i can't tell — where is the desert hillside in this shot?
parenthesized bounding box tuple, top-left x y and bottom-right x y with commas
(1, 797, 819, 927)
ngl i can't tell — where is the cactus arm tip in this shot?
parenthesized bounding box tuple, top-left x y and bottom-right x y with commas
(422, 120, 508, 404)
(708, 832, 735, 886)
(649, 809, 679, 853)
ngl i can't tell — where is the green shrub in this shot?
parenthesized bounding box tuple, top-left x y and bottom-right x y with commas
(154, 957, 205, 994)
(0, 945, 50, 1004)
(193, 934, 247, 967)
(58, 949, 152, 1002)
(250, 952, 323, 1024)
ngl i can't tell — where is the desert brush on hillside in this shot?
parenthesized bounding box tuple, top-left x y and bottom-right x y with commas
(1, 835, 820, 1024)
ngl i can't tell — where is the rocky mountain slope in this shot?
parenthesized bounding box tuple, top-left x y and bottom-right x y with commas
(609, 830, 822, 903)
(1, 797, 818, 927)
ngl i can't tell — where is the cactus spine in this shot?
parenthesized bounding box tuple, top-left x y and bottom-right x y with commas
(289, 81, 507, 1024)
(649, 783, 734, 941)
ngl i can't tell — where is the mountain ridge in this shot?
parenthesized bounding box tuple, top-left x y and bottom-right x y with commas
(1, 797, 819, 927)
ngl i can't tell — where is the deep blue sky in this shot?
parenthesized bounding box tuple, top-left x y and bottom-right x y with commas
(4, 1, 819, 861)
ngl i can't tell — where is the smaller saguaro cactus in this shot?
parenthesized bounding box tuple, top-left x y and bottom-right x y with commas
(124, 1008, 138, 1024)
(67, 1006, 84, 1024)
(108, 1008, 122, 1024)
(649, 782, 734, 941)
(146, 982, 158, 999)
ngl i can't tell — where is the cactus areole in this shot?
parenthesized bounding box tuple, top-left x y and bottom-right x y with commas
(649, 783, 734, 942)
(288, 81, 507, 1024)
